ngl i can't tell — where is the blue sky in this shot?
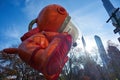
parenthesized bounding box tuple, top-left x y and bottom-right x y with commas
(0, 0, 120, 50)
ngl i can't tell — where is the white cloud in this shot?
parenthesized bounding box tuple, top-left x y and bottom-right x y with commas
(25, 0, 30, 3)
(22, 0, 45, 20)
(3, 24, 21, 39)
(70, 1, 119, 49)
(0, 24, 21, 50)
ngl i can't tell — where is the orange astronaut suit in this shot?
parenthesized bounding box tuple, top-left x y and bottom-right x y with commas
(3, 4, 78, 80)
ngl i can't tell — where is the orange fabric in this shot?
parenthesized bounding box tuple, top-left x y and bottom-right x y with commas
(37, 4, 68, 32)
(4, 32, 72, 80)
(3, 48, 19, 54)
(18, 33, 49, 63)
(3, 4, 72, 80)
(21, 27, 40, 41)
(19, 32, 72, 80)
(3, 31, 72, 80)
(42, 33, 72, 80)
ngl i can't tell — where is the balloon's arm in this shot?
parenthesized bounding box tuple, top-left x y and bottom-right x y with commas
(3, 48, 19, 54)
(21, 27, 40, 41)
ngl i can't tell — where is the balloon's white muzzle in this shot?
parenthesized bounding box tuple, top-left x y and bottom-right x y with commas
(58, 16, 79, 43)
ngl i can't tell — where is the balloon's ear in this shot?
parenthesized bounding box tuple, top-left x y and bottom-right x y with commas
(3, 48, 18, 54)
(28, 19, 37, 31)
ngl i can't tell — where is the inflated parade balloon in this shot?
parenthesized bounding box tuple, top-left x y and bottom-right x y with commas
(3, 4, 79, 80)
